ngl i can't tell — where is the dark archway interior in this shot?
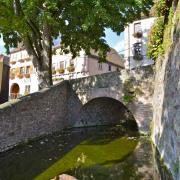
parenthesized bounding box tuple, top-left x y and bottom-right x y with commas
(10, 83, 20, 99)
(77, 97, 138, 131)
(11, 83, 20, 94)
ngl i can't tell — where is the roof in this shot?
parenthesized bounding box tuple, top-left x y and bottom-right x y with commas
(10, 47, 26, 54)
(10, 45, 125, 68)
(89, 48, 124, 68)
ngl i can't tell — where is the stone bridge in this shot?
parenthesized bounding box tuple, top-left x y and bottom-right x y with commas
(68, 70, 153, 132)
(0, 69, 154, 152)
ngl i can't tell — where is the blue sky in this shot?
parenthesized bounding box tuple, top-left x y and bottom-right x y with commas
(0, 29, 124, 55)
(105, 29, 124, 53)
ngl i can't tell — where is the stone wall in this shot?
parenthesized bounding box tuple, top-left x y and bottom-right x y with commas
(0, 69, 154, 152)
(152, 8, 180, 179)
(0, 81, 70, 152)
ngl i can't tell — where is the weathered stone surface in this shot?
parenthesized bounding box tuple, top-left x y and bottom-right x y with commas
(0, 81, 70, 152)
(0, 69, 153, 152)
(69, 69, 154, 133)
(152, 13, 180, 180)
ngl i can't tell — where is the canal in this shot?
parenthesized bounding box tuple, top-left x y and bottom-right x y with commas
(0, 125, 172, 180)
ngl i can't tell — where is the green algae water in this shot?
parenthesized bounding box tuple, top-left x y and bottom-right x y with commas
(0, 126, 172, 180)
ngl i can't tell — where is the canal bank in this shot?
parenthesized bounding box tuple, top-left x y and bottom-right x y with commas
(152, 1, 180, 179)
(0, 126, 172, 180)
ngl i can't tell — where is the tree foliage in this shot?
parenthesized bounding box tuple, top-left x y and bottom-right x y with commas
(0, 0, 153, 88)
(0, 0, 153, 56)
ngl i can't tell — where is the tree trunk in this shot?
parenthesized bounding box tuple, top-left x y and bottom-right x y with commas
(23, 40, 52, 90)
(13, 0, 53, 90)
(36, 60, 52, 90)
(23, 23, 53, 90)
(38, 21, 53, 90)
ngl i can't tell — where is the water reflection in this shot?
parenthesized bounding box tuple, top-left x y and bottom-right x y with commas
(0, 126, 172, 180)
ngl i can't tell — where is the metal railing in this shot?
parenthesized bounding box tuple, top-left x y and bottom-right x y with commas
(10, 93, 22, 100)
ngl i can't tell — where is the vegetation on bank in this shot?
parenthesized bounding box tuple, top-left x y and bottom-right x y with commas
(35, 136, 138, 180)
(147, 0, 178, 62)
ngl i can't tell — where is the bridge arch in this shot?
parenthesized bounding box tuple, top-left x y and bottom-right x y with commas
(74, 97, 138, 131)
(69, 71, 153, 133)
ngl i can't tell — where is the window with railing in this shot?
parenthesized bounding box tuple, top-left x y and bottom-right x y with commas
(134, 22, 141, 33)
(70, 59, 75, 66)
(60, 61, 64, 69)
(108, 65, 111, 71)
(20, 67, 25, 74)
(133, 22, 143, 38)
(133, 42, 143, 61)
(98, 63, 103, 70)
(26, 66, 30, 74)
(25, 85, 31, 95)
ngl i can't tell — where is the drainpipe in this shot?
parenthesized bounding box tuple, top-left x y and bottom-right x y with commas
(128, 25, 131, 71)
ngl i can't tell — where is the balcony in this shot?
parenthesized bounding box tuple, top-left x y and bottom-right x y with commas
(17, 74, 24, 79)
(133, 31, 143, 38)
(133, 42, 143, 61)
(10, 93, 22, 100)
(10, 61, 16, 65)
(57, 68, 65, 74)
(24, 74, 30, 78)
(67, 64, 75, 72)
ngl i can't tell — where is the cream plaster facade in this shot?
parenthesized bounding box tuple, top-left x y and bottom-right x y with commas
(9, 47, 124, 98)
(124, 17, 156, 69)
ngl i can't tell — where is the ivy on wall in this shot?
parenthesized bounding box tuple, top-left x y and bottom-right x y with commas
(147, 17, 165, 60)
(147, 0, 174, 62)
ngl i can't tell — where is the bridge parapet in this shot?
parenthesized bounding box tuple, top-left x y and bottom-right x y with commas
(69, 71, 123, 104)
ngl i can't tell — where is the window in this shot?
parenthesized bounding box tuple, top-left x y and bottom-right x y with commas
(11, 68, 15, 73)
(52, 64, 56, 71)
(98, 63, 103, 70)
(25, 85, 31, 94)
(70, 59, 74, 66)
(60, 61, 64, 69)
(20, 67, 25, 74)
(134, 42, 142, 55)
(133, 42, 143, 60)
(108, 65, 111, 71)
(134, 22, 141, 33)
(26, 66, 30, 74)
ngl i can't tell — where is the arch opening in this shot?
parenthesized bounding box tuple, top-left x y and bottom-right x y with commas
(76, 97, 138, 131)
(10, 83, 20, 99)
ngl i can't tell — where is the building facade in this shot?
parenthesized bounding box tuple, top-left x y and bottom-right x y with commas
(124, 17, 156, 69)
(9, 46, 124, 99)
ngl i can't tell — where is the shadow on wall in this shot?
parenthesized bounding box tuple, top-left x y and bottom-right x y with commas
(153, 36, 180, 179)
(73, 97, 138, 131)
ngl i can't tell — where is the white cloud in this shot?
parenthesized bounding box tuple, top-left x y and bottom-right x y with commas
(113, 40, 125, 54)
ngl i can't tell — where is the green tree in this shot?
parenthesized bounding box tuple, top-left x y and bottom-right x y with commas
(0, 0, 153, 89)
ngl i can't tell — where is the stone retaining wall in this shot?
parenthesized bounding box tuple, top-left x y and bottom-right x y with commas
(152, 11, 180, 179)
(0, 81, 69, 152)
